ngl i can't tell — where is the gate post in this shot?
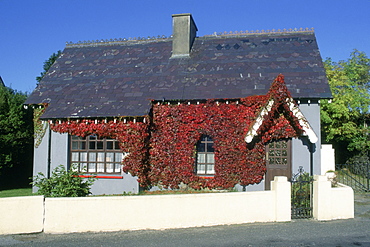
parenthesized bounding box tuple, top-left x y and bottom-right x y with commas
(271, 176, 291, 222)
(312, 175, 331, 220)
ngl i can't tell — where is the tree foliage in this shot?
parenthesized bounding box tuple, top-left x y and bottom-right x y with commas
(321, 50, 370, 163)
(36, 50, 61, 83)
(0, 85, 33, 175)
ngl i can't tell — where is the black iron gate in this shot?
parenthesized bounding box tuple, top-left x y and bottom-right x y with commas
(290, 167, 313, 219)
(335, 164, 370, 192)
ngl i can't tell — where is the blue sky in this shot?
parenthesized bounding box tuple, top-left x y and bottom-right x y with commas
(1, 0, 369, 93)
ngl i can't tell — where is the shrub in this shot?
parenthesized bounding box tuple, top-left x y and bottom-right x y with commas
(31, 164, 95, 197)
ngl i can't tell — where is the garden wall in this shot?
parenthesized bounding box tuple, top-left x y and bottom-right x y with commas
(313, 175, 354, 220)
(43, 176, 290, 233)
(0, 175, 354, 235)
(0, 196, 44, 235)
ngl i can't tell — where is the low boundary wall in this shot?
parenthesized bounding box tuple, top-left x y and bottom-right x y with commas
(0, 175, 354, 235)
(44, 176, 290, 233)
(0, 196, 44, 235)
(313, 175, 354, 220)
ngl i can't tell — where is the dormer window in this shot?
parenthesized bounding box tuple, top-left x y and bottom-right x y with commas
(195, 135, 215, 176)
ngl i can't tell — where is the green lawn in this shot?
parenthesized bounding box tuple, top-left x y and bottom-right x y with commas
(0, 188, 33, 198)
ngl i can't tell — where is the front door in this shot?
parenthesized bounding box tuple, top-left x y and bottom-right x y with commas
(265, 139, 292, 190)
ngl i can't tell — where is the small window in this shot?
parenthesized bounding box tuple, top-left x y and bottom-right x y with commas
(195, 135, 215, 176)
(70, 135, 123, 174)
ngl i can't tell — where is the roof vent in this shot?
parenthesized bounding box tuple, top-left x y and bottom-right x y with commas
(171, 13, 198, 58)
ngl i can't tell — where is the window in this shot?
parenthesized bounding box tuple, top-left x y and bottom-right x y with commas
(70, 135, 123, 173)
(195, 135, 215, 176)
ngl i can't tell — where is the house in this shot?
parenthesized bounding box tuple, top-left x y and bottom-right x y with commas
(26, 14, 331, 195)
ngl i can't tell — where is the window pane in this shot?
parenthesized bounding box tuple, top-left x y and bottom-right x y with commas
(89, 153, 96, 162)
(97, 163, 104, 172)
(80, 142, 86, 150)
(97, 141, 103, 149)
(281, 141, 287, 149)
(115, 141, 120, 150)
(72, 142, 79, 150)
(71, 164, 78, 172)
(282, 158, 288, 164)
(72, 152, 79, 162)
(207, 143, 214, 152)
(106, 141, 114, 150)
(97, 153, 104, 162)
(197, 154, 205, 163)
(197, 143, 205, 152)
(197, 164, 205, 174)
(80, 153, 87, 162)
(80, 163, 87, 172)
(88, 163, 96, 172)
(106, 163, 114, 173)
(114, 163, 121, 173)
(207, 154, 215, 164)
(106, 153, 114, 162)
(89, 141, 96, 150)
(115, 153, 123, 162)
(207, 164, 215, 174)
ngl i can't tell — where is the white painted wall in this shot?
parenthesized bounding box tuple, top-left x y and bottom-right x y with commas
(43, 176, 290, 233)
(0, 196, 44, 235)
(292, 102, 321, 176)
(321, 144, 335, 174)
(0, 176, 355, 235)
(313, 175, 354, 220)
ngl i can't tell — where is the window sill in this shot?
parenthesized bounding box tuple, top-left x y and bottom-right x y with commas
(78, 175, 123, 179)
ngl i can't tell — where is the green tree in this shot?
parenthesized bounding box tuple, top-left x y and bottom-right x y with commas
(36, 50, 61, 83)
(0, 85, 33, 179)
(321, 50, 370, 163)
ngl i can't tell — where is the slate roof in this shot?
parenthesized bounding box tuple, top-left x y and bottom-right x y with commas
(26, 30, 331, 119)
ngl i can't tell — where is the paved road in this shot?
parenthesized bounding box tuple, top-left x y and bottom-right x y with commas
(1, 193, 369, 247)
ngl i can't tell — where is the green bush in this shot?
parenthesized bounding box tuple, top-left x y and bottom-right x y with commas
(31, 164, 95, 197)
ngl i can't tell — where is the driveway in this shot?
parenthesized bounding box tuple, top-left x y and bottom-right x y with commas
(1, 193, 369, 247)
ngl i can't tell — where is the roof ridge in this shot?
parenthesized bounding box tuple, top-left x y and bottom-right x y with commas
(65, 35, 171, 48)
(204, 27, 314, 37)
(65, 27, 314, 48)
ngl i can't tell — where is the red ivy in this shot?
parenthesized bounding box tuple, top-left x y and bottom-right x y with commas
(48, 74, 305, 190)
(149, 74, 304, 190)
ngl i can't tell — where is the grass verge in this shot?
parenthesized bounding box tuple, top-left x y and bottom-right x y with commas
(0, 188, 33, 198)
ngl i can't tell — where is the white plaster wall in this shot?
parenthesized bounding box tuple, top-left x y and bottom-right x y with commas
(33, 125, 68, 192)
(33, 125, 50, 182)
(321, 144, 335, 174)
(50, 131, 69, 170)
(0, 196, 44, 235)
(90, 172, 139, 195)
(292, 102, 321, 175)
(43, 177, 290, 233)
(313, 175, 354, 220)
